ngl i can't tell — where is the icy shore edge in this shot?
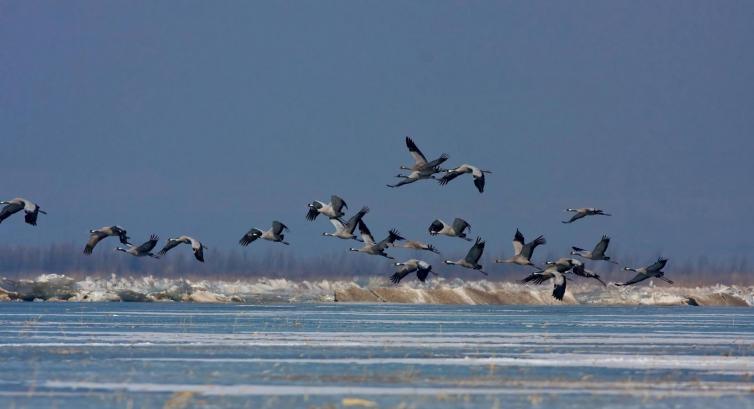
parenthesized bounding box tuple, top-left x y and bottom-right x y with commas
(0, 274, 751, 306)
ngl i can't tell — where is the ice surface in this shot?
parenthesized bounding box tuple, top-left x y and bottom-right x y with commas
(0, 303, 752, 409)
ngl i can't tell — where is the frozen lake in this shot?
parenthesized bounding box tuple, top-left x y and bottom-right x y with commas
(0, 303, 753, 408)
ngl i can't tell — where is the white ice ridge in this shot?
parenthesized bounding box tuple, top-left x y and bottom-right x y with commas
(0, 274, 752, 306)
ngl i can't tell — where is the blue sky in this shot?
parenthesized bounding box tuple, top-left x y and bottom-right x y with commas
(1, 1, 753, 267)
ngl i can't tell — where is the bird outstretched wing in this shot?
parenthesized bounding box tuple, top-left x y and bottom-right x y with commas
(438, 170, 464, 186)
(0, 202, 23, 223)
(239, 229, 261, 246)
(405, 137, 427, 166)
(593, 235, 610, 257)
(521, 235, 546, 260)
(136, 235, 159, 253)
(520, 271, 551, 285)
(562, 212, 586, 224)
(452, 218, 470, 234)
(345, 207, 369, 233)
(646, 258, 668, 272)
(423, 153, 449, 170)
(552, 273, 567, 301)
(616, 272, 648, 286)
(358, 220, 376, 246)
(331, 195, 347, 213)
(306, 206, 320, 221)
(272, 221, 289, 235)
(512, 229, 525, 255)
(464, 237, 485, 264)
(472, 174, 486, 193)
(377, 229, 404, 250)
(83, 231, 107, 254)
(158, 240, 183, 256)
(193, 246, 205, 262)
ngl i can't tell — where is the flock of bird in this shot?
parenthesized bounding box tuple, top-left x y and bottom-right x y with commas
(0, 137, 673, 301)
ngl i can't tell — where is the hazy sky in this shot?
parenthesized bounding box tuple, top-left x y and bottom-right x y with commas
(1, 1, 753, 267)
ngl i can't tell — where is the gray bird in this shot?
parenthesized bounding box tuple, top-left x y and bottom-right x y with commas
(562, 208, 611, 224)
(542, 257, 606, 286)
(520, 265, 567, 301)
(618, 258, 672, 286)
(388, 137, 448, 188)
(84, 226, 131, 254)
(306, 195, 347, 221)
(115, 234, 160, 258)
(0, 197, 47, 226)
(444, 237, 487, 275)
(400, 137, 449, 172)
(240, 221, 290, 246)
(428, 218, 472, 241)
(158, 235, 207, 262)
(349, 221, 404, 259)
(571, 235, 618, 264)
(322, 207, 369, 240)
(390, 259, 435, 284)
(438, 164, 492, 193)
(495, 229, 546, 268)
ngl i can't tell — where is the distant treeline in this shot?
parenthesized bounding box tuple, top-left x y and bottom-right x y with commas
(0, 243, 750, 285)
